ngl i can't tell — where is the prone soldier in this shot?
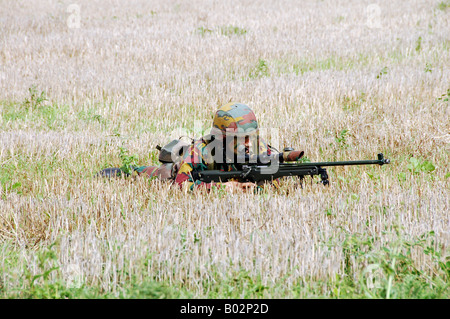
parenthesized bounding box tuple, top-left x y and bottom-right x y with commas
(98, 102, 304, 191)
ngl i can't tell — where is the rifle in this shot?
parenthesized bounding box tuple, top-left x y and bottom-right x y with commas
(196, 153, 390, 186)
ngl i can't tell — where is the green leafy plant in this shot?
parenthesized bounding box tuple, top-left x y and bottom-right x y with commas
(118, 146, 139, 175)
(197, 26, 213, 36)
(220, 25, 247, 36)
(298, 156, 311, 163)
(397, 172, 407, 182)
(249, 59, 269, 78)
(437, 1, 449, 11)
(20, 242, 73, 298)
(359, 231, 448, 299)
(415, 36, 422, 52)
(23, 85, 47, 110)
(335, 129, 350, 149)
(437, 88, 449, 102)
(407, 157, 435, 174)
(376, 66, 388, 79)
(334, 230, 449, 299)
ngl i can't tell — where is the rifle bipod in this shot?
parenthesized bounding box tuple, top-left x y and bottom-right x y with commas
(297, 168, 328, 188)
(319, 167, 329, 186)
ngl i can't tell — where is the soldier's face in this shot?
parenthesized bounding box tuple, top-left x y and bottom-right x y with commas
(226, 135, 255, 155)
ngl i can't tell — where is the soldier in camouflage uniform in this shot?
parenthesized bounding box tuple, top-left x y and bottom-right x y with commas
(99, 103, 304, 191)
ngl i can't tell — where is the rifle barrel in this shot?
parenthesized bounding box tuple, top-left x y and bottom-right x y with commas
(282, 159, 383, 167)
(280, 153, 390, 167)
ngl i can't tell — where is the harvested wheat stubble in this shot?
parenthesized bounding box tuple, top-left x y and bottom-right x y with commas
(0, 0, 448, 297)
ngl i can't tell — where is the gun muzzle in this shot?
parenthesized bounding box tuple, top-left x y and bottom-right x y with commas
(377, 153, 390, 165)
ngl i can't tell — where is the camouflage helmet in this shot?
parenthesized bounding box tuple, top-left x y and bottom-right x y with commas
(211, 103, 258, 136)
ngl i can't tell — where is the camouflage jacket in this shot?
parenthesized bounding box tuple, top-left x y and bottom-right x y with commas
(174, 136, 273, 190)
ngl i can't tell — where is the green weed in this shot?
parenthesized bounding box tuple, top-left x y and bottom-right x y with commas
(220, 25, 247, 36)
(406, 157, 435, 174)
(206, 268, 268, 298)
(397, 157, 435, 183)
(415, 36, 422, 52)
(1, 100, 27, 122)
(196, 26, 213, 36)
(335, 129, 350, 150)
(23, 85, 47, 111)
(118, 146, 139, 175)
(437, 1, 449, 11)
(297, 156, 311, 163)
(437, 88, 449, 102)
(248, 59, 269, 78)
(1, 87, 69, 129)
(327, 230, 449, 299)
(376, 66, 388, 79)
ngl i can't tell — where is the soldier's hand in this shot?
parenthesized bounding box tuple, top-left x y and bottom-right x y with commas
(223, 181, 256, 192)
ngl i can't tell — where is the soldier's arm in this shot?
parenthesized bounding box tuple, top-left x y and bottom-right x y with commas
(173, 143, 255, 191)
(174, 161, 215, 191)
(173, 142, 220, 191)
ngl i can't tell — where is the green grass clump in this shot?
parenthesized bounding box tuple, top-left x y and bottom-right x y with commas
(220, 25, 247, 37)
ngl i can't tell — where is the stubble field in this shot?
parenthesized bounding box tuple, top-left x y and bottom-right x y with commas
(0, 0, 449, 298)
